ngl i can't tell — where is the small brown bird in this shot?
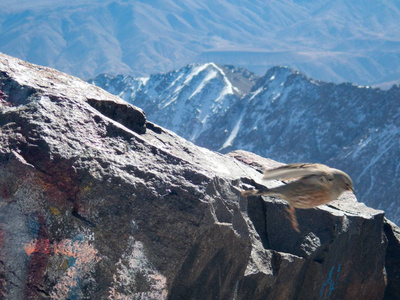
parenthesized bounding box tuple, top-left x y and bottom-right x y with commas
(241, 163, 354, 232)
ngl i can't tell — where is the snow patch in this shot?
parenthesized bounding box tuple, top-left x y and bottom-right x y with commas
(171, 73, 184, 92)
(162, 96, 178, 108)
(356, 125, 398, 182)
(272, 92, 281, 102)
(140, 76, 150, 86)
(184, 63, 211, 85)
(220, 114, 243, 150)
(188, 69, 218, 100)
(212, 63, 238, 96)
(249, 87, 264, 101)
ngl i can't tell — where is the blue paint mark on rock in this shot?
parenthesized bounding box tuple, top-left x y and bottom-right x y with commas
(27, 215, 40, 237)
(68, 256, 77, 268)
(319, 263, 341, 299)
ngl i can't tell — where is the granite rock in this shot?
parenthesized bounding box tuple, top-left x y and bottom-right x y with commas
(0, 53, 398, 299)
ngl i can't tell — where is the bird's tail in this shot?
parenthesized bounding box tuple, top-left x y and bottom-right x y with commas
(241, 187, 270, 197)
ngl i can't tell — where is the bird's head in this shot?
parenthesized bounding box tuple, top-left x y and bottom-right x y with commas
(333, 169, 354, 194)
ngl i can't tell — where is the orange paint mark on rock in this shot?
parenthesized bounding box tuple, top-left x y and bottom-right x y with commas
(51, 239, 101, 299)
(24, 238, 51, 256)
(24, 240, 37, 256)
(53, 239, 99, 262)
(24, 238, 100, 262)
(24, 236, 101, 299)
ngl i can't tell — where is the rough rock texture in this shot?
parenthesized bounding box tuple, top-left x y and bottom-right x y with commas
(0, 53, 399, 299)
(384, 219, 400, 299)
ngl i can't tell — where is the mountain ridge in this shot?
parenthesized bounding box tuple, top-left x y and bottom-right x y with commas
(91, 63, 400, 225)
(2, 0, 400, 85)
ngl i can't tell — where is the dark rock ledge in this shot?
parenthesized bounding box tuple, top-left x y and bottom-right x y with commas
(0, 52, 399, 299)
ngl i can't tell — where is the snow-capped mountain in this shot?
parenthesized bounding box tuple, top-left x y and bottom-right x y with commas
(198, 66, 400, 225)
(2, 0, 400, 86)
(91, 64, 400, 224)
(91, 63, 258, 142)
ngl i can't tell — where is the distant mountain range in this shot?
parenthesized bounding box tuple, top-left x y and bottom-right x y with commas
(2, 0, 400, 86)
(90, 63, 400, 224)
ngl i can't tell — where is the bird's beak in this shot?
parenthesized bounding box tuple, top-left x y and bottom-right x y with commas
(349, 186, 355, 194)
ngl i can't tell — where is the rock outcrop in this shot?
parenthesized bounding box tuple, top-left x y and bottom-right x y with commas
(0, 53, 399, 299)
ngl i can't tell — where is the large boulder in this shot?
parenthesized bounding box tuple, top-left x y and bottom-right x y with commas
(0, 52, 398, 299)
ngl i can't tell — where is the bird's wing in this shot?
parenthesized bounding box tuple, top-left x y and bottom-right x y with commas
(262, 163, 331, 181)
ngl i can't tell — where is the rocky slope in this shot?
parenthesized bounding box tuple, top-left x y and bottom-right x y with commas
(92, 65, 400, 226)
(1, 53, 400, 299)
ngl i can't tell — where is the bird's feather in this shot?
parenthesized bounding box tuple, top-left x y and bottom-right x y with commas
(262, 163, 331, 181)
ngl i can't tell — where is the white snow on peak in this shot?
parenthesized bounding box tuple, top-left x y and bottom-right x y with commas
(211, 63, 239, 95)
(140, 77, 150, 86)
(170, 73, 184, 92)
(187, 63, 238, 102)
(184, 63, 211, 85)
(171, 63, 215, 97)
(188, 68, 219, 100)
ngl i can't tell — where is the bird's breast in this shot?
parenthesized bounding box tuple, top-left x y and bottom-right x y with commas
(289, 190, 332, 209)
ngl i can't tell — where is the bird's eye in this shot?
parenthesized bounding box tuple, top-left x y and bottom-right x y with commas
(328, 178, 333, 181)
